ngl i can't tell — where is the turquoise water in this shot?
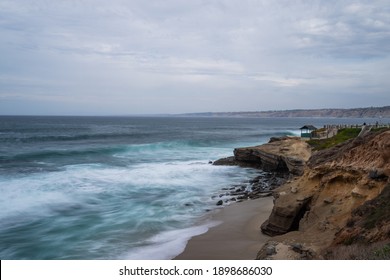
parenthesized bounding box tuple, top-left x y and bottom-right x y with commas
(0, 116, 384, 259)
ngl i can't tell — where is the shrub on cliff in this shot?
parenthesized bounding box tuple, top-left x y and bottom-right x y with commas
(308, 128, 361, 151)
(324, 241, 390, 260)
(324, 183, 390, 259)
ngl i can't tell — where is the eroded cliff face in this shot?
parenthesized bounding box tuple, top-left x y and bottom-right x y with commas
(219, 136, 312, 176)
(258, 130, 390, 259)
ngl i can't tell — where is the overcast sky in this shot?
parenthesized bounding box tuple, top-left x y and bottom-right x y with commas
(0, 0, 389, 115)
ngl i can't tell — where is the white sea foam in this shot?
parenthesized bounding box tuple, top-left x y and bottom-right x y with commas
(122, 221, 220, 260)
(287, 130, 302, 136)
(0, 160, 242, 219)
(0, 158, 250, 259)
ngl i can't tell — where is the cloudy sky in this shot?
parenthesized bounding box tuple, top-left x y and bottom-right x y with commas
(0, 0, 389, 115)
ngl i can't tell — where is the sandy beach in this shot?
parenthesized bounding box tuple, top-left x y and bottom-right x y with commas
(174, 196, 274, 260)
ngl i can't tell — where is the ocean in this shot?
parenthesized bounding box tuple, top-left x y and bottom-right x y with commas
(0, 116, 385, 259)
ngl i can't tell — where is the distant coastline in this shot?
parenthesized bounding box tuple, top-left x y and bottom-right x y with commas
(181, 105, 390, 118)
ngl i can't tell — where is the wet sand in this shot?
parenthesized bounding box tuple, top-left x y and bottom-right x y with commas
(174, 197, 273, 260)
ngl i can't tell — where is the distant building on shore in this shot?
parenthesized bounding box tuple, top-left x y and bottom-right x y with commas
(300, 125, 317, 138)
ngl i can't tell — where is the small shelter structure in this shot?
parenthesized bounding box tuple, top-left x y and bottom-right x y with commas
(300, 125, 317, 138)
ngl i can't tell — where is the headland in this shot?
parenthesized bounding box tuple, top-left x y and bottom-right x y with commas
(176, 126, 390, 260)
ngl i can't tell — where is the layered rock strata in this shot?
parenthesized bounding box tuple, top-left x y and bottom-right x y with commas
(214, 136, 312, 176)
(258, 130, 390, 259)
(213, 130, 390, 259)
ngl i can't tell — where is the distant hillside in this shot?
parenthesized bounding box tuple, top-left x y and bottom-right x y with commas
(183, 106, 390, 118)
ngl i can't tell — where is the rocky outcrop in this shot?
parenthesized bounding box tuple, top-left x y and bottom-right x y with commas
(333, 182, 390, 244)
(215, 137, 312, 176)
(257, 129, 390, 259)
(257, 241, 316, 260)
(261, 193, 312, 236)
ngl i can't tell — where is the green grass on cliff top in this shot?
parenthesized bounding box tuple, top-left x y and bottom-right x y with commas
(307, 128, 361, 150)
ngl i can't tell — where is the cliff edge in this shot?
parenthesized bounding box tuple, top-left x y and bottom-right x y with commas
(257, 129, 390, 259)
(214, 136, 311, 176)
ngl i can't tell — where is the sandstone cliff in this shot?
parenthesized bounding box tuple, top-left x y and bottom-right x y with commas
(214, 136, 311, 176)
(257, 129, 390, 259)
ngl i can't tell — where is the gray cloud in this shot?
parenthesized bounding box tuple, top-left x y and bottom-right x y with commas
(0, 0, 389, 115)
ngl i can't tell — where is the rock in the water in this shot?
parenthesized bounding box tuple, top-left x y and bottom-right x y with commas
(216, 200, 223, 206)
(212, 156, 238, 166)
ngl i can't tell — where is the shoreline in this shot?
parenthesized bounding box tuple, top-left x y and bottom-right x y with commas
(174, 196, 273, 260)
